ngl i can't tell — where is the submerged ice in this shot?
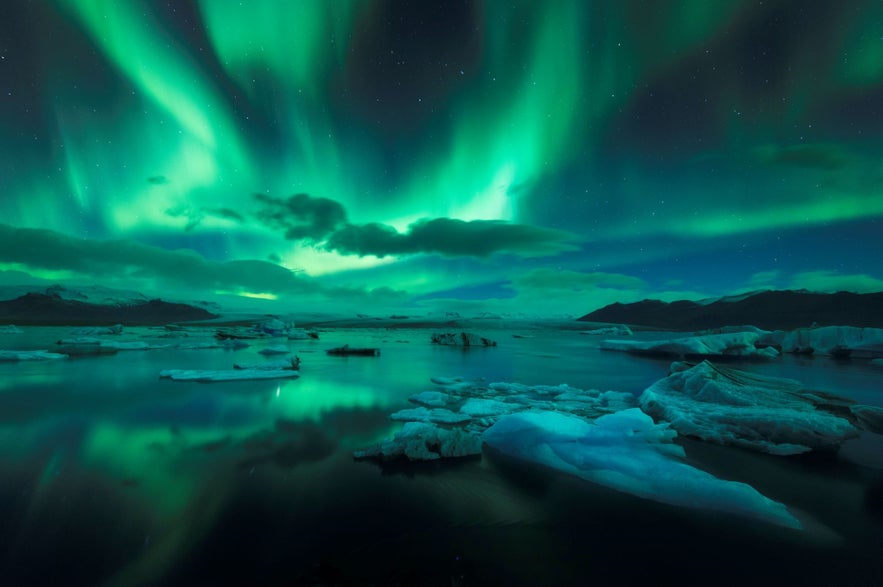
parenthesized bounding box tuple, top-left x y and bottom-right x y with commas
(482, 409, 801, 529)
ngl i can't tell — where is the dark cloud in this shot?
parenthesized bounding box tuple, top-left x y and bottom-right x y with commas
(165, 205, 244, 231)
(0, 223, 325, 297)
(754, 143, 849, 170)
(254, 193, 347, 240)
(324, 217, 576, 258)
(253, 193, 574, 258)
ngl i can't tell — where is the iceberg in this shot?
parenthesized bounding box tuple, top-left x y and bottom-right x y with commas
(601, 332, 778, 359)
(0, 350, 67, 361)
(639, 361, 859, 455)
(430, 332, 497, 347)
(159, 368, 300, 382)
(482, 409, 801, 529)
(0, 325, 22, 334)
(257, 318, 288, 336)
(353, 422, 482, 461)
(580, 325, 633, 336)
(780, 326, 883, 358)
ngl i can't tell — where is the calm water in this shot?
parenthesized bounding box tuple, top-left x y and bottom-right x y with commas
(1, 326, 882, 586)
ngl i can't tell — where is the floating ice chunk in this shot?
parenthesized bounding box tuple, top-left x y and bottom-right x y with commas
(872, 359, 883, 368)
(483, 409, 801, 529)
(408, 391, 452, 407)
(639, 361, 858, 455)
(258, 344, 289, 355)
(580, 325, 632, 336)
(390, 407, 472, 424)
(0, 350, 67, 361)
(354, 422, 482, 461)
(431, 332, 497, 347)
(601, 332, 778, 359)
(430, 376, 475, 393)
(781, 326, 883, 358)
(258, 318, 288, 336)
(234, 357, 299, 371)
(159, 369, 299, 382)
(0, 325, 22, 334)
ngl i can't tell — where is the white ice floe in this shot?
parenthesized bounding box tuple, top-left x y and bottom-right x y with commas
(780, 326, 883, 358)
(258, 344, 290, 355)
(353, 422, 482, 461)
(0, 350, 67, 361)
(233, 357, 300, 371)
(580, 325, 633, 336)
(430, 332, 497, 347)
(601, 332, 778, 359)
(258, 318, 288, 336)
(390, 407, 472, 424)
(639, 361, 859, 455)
(159, 368, 299, 382)
(482, 409, 801, 529)
(0, 325, 23, 334)
(356, 378, 637, 461)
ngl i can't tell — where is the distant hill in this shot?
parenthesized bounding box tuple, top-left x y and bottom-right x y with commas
(0, 293, 218, 326)
(579, 290, 883, 330)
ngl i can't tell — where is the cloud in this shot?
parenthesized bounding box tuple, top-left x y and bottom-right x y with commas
(512, 268, 645, 291)
(325, 217, 577, 258)
(753, 143, 849, 170)
(165, 204, 244, 231)
(787, 270, 883, 293)
(253, 193, 576, 258)
(0, 224, 404, 303)
(254, 193, 347, 240)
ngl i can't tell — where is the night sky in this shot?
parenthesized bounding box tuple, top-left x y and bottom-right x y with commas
(2, 0, 882, 316)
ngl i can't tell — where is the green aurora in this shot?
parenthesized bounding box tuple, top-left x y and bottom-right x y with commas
(1, 0, 882, 315)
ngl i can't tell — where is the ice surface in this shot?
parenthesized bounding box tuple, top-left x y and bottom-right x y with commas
(287, 328, 311, 340)
(430, 332, 497, 347)
(780, 326, 883, 358)
(159, 368, 299, 382)
(390, 407, 472, 424)
(0, 350, 67, 361)
(353, 422, 482, 461)
(0, 325, 22, 334)
(482, 409, 801, 529)
(601, 332, 778, 359)
(639, 361, 858, 455)
(258, 344, 289, 355)
(580, 325, 632, 336)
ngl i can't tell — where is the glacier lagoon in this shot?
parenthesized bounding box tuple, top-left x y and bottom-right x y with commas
(1, 325, 883, 585)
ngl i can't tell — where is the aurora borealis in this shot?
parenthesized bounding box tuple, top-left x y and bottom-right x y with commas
(2, 1, 883, 315)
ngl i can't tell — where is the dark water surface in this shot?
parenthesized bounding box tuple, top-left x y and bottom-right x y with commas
(1, 326, 882, 585)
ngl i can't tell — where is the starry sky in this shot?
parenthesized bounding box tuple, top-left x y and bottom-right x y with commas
(1, 0, 882, 317)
